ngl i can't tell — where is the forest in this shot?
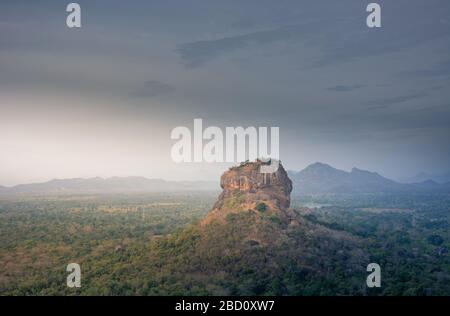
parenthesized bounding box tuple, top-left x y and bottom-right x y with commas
(0, 192, 449, 295)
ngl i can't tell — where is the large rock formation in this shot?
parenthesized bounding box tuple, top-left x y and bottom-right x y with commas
(201, 160, 293, 226)
(146, 160, 368, 295)
(215, 160, 292, 210)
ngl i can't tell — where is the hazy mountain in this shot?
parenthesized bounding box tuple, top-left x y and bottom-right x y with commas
(289, 162, 450, 194)
(0, 177, 219, 195)
(1, 163, 449, 196)
(400, 171, 450, 184)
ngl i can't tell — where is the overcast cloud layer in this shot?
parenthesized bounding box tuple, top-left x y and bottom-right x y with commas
(1, 0, 449, 185)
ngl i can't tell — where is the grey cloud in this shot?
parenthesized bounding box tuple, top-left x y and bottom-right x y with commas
(400, 60, 450, 78)
(378, 105, 450, 131)
(129, 80, 174, 98)
(2, 0, 450, 181)
(176, 2, 450, 69)
(326, 85, 365, 92)
(176, 25, 307, 68)
(365, 93, 428, 109)
(316, 103, 450, 138)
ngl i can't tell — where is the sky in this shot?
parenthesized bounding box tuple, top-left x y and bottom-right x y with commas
(1, 0, 450, 186)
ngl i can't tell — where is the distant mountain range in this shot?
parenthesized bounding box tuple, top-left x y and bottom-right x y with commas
(1, 163, 450, 196)
(288, 162, 450, 194)
(399, 171, 450, 185)
(0, 177, 219, 195)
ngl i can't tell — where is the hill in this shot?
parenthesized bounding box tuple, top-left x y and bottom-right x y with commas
(142, 161, 368, 295)
(401, 171, 450, 184)
(289, 162, 450, 194)
(0, 177, 218, 195)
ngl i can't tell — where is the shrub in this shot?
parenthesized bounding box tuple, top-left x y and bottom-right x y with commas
(255, 202, 267, 212)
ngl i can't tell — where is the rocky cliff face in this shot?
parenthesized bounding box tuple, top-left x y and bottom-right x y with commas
(202, 160, 293, 226)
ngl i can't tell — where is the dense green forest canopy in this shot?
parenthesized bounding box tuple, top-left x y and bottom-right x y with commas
(0, 192, 449, 295)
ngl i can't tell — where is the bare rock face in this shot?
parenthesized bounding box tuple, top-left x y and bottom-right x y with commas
(209, 160, 293, 216)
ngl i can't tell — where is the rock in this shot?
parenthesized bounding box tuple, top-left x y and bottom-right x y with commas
(149, 159, 369, 295)
(213, 160, 292, 211)
(200, 160, 292, 227)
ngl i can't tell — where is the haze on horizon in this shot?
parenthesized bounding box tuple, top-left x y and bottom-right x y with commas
(1, 0, 450, 186)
